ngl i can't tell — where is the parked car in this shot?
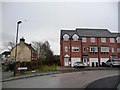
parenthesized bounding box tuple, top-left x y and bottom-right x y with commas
(105, 58, 120, 67)
(73, 62, 85, 68)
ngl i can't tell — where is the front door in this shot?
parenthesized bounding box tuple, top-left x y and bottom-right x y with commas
(64, 58, 69, 66)
(83, 58, 88, 66)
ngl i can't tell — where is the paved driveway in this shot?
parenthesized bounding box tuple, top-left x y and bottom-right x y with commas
(2, 70, 119, 88)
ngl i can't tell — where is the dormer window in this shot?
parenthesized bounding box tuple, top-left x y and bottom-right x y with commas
(116, 37, 120, 43)
(63, 34, 69, 41)
(72, 34, 79, 41)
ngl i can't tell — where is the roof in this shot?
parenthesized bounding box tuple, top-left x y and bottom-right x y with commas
(111, 33, 120, 37)
(61, 28, 120, 38)
(2, 51, 11, 55)
(25, 43, 37, 52)
(11, 43, 37, 53)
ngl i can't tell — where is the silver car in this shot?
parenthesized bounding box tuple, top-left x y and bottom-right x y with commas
(106, 58, 120, 67)
(73, 62, 85, 68)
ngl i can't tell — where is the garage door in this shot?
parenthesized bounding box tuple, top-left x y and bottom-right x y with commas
(89, 58, 98, 67)
(100, 58, 109, 65)
(71, 58, 81, 67)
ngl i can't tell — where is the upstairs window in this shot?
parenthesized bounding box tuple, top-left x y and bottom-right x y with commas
(101, 38, 106, 43)
(90, 37, 95, 43)
(90, 46, 98, 52)
(101, 47, 109, 52)
(111, 47, 114, 53)
(83, 47, 86, 52)
(110, 38, 115, 43)
(82, 37, 86, 42)
(117, 48, 120, 53)
(63, 34, 69, 41)
(64, 46, 68, 52)
(116, 37, 120, 43)
(72, 34, 79, 41)
(72, 46, 79, 52)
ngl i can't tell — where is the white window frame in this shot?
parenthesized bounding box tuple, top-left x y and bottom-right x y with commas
(90, 37, 95, 43)
(117, 48, 120, 53)
(72, 46, 79, 52)
(63, 34, 69, 41)
(90, 46, 98, 52)
(116, 37, 120, 43)
(111, 47, 114, 53)
(64, 46, 68, 52)
(101, 38, 106, 43)
(72, 34, 79, 41)
(110, 38, 115, 43)
(82, 37, 86, 42)
(101, 47, 109, 52)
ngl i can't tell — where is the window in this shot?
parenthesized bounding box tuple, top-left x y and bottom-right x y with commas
(101, 47, 109, 52)
(90, 46, 98, 52)
(72, 46, 79, 52)
(117, 48, 120, 53)
(63, 34, 69, 41)
(72, 34, 79, 41)
(83, 47, 86, 52)
(101, 38, 106, 43)
(111, 47, 114, 53)
(110, 38, 115, 43)
(82, 37, 86, 42)
(90, 37, 95, 43)
(64, 46, 68, 52)
(116, 37, 120, 43)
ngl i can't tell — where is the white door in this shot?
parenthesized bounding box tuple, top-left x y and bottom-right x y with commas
(89, 58, 98, 67)
(64, 58, 69, 66)
(83, 58, 88, 66)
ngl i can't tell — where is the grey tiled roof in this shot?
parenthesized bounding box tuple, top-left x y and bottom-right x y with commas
(111, 33, 120, 37)
(61, 28, 119, 38)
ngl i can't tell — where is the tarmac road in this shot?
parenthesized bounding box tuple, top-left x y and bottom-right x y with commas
(2, 70, 119, 88)
(85, 75, 120, 90)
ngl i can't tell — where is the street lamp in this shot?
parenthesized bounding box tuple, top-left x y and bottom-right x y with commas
(14, 21, 22, 76)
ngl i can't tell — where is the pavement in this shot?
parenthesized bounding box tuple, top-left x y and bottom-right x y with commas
(2, 66, 120, 82)
(2, 70, 61, 82)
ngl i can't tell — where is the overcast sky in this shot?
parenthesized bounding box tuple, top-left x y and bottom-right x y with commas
(1, 1, 119, 55)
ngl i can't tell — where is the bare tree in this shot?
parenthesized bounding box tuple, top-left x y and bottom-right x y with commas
(31, 41, 54, 65)
(4, 41, 15, 51)
(31, 41, 43, 58)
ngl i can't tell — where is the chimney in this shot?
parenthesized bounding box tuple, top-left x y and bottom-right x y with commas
(20, 37, 25, 43)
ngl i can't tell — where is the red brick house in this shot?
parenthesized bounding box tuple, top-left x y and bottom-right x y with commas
(60, 28, 120, 67)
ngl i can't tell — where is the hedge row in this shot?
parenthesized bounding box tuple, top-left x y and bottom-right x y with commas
(16, 59, 58, 71)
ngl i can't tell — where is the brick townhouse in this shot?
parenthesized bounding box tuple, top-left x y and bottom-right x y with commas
(60, 28, 120, 67)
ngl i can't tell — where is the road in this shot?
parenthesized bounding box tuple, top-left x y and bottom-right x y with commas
(0, 67, 2, 90)
(85, 75, 120, 89)
(2, 70, 119, 88)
